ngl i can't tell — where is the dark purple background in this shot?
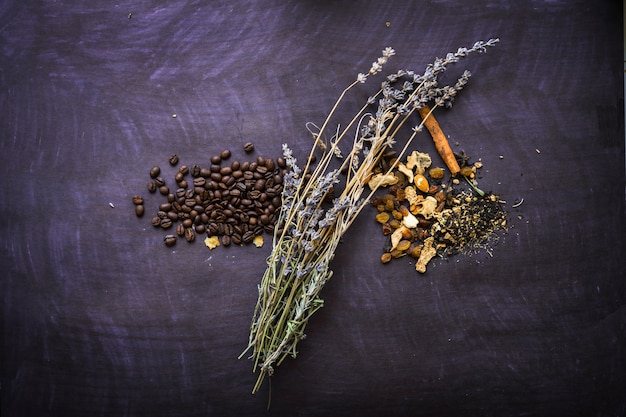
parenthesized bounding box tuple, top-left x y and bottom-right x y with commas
(1, 1, 624, 416)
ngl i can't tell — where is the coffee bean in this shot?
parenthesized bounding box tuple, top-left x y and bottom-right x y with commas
(210, 172, 222, 182)
(200, 168, 211, 178)
(231, 234, 242, 245)
(159, 202, 172, 212)
(220, 149, 231, 160)
(211, 155, 221, 164)
(277, 157, 286, 168)
(256, 165, 268, 175)
(243, 142, 254, 153)
(157, 210, 168, 219)
(135, 205, 145, 217)
(149, 166, 161, 178)
(220, 166, 232, 176)
(155, 177, 165, 187)
(256, 156, 265, 166)
(179, 165, 189, 175)
(175, 172, 184, 182)
(221, 235, 231, 246)
(169, 154, 179, 166)
(265, 158, 275, 171)
(132, 195, 143, 205)
(176, 224, 185, 236)
(159, 186, 169, 195)
(223, 176, 235, 187)
(193, 177, 206, 187)
(184, 227, 195, 242)
(147, 181, 157, 193)
(160, 218, 173, 229)
(195, 224, 205, 234)
(182, 218, 192, 228)
(178, 180, 188, 189)
(242, 231, 255, 243)
(167, 211, 178, 221)
(259, 214, 270, 225)
(164, 235, 177, 246)
(191, 165, 201, 177)
(167, 194, 175, 203)
(254, 179, 266, 191)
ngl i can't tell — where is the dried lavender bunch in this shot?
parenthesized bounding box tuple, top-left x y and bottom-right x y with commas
(240, 39, 499, 394)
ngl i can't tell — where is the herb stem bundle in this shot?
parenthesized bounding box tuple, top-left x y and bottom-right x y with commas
(240, 40, 499, 394)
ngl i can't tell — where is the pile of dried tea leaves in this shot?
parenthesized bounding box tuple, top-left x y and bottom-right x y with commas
(371, 150, 506, 273)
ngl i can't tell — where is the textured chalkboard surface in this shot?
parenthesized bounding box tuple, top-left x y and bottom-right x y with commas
(1, 1, 624, 416)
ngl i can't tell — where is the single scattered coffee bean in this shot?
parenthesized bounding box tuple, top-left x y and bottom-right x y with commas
(210, 155, 221, 164)
(150, 166, 161, 178)
(169, 154, 179, 166)
(220, 149, 231, 160)
(243, 142, 254, 153)
(132, 195, 143, 205)
(164, 235, 177, 246)
(185, 228, 195, 242)
(159, 186, 169, 195)
(147, 181, 157, 193)
(135, 205, 145, 217)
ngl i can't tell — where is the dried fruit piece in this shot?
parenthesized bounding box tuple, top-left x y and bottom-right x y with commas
(415, 237, 437, 273)
(397, 162, 414, 183)
(414, 174, 429, 193)
(381, 253, 392, 264)
(376, 212, 390, 224)
(396, 240, 411, 252)
(405, 150, 432, 174)
(368, 173, 399, 189)
(429, 167, 445, 179)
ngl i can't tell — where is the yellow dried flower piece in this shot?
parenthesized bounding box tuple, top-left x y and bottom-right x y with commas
(253, 235, 264, 248)
(204, 236, 220, 250)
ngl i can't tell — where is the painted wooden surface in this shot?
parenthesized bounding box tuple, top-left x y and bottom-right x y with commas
(1, 1, 624, 416)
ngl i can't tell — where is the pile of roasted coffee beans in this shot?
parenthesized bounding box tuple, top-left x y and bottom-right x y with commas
(132, 142, 286, 247)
